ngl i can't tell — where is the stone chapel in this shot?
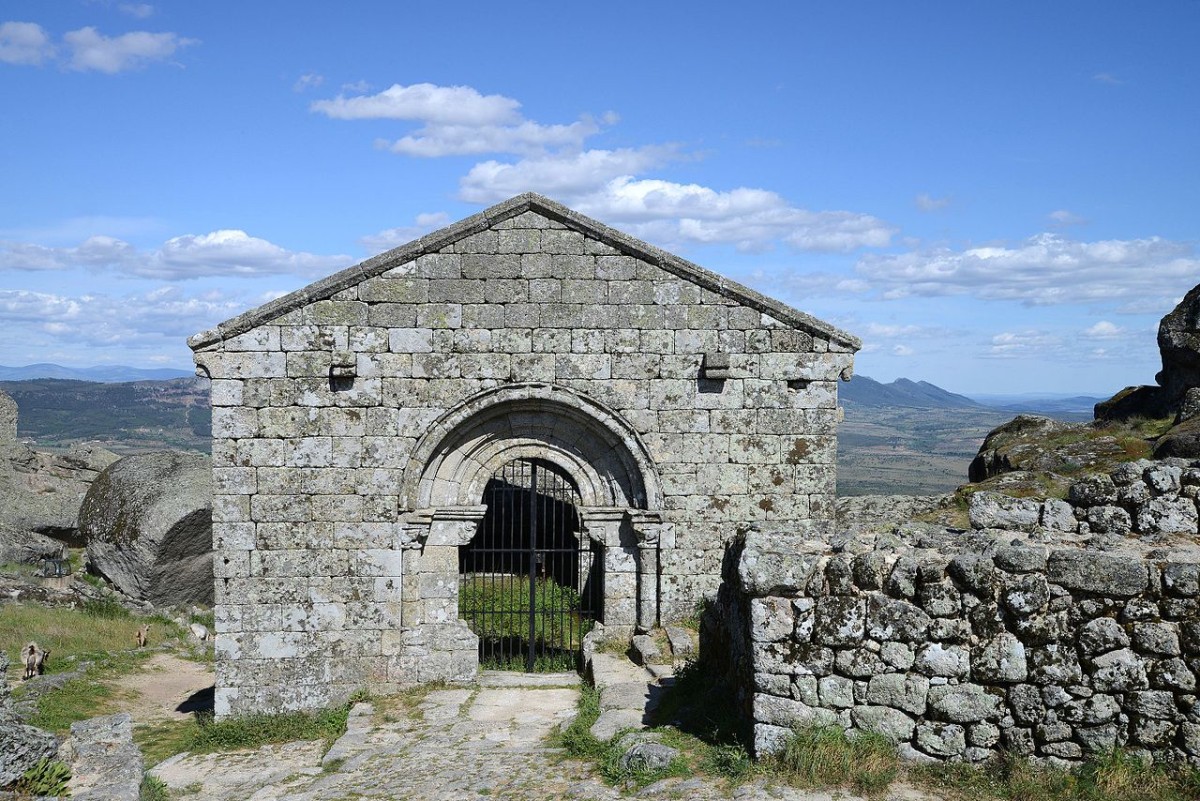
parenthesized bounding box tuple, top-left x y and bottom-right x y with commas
(190, 193, 859, 716)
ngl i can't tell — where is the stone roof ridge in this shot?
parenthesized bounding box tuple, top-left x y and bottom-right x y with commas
(188, 192, 861, 351)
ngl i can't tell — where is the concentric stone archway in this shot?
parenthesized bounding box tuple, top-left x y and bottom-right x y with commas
(402, 383, 663, 512)
(401, 383, 667, 638)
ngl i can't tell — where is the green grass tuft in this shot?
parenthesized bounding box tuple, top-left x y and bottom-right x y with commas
(772, 725, 899, 797)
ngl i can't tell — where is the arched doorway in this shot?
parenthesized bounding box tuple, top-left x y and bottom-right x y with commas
(458, 458, 602, 670)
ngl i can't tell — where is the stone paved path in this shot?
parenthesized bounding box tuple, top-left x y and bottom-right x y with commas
(150, 672, 930, 801)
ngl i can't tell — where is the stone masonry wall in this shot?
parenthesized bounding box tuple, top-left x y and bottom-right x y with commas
(734, 542, 1200, 767)
(192, 201, 855, 716)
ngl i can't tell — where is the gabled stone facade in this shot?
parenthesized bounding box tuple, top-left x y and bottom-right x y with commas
(190, 193, 859, 717)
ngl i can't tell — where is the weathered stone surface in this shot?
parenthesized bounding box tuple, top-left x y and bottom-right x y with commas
(993, 546, 1047, 573)
(1163, 563, 1200, 597)
(1077, 617, 1130, 656)
(967, 492, 1041, 531)
(928, 684, 1000, 723)
(865, 673, 929, 715)
(81, 451, 213, 606)
(917, 581, 961, 617)
(1149, 657, 1196, 691)
(818, 675, 854, 708)
(948, 555, 994, 598)
(813, 596, 865, 647)
(1127, 690, 1176, 720)
(1008, 684, 1045, 725)
(914, 643, 970, 678)
(752, 693, 838, 728)
(619, 742, 679, 773)
(968, 415, 1076, 482)
(1090, 648, 1149, 692)
(1133, 622, 1181, 656)
(0, 430, 119, 563)
(1068, 474, 1119, 507)
(0, 716, 58, 788)
(866, 596, 931, 642)
(64, 712, 143, 801)
(851, 705, 916, 744)
(1028, 644, 1083, 686)
(1135, 497, 1198, 536)
(1060, 694, 1120, 725)
(1085, 506, 1132, 536)
(1000, 573, 1049, 617)
(915, 722, 966, 757)
(1046, 550, 1147, 596)
(1040, 499, 1076, 532)
(971, 634, 1027, 683)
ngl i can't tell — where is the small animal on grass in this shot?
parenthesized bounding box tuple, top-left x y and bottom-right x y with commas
(23, 642, 49, 679)
(135, 623, 151, 648)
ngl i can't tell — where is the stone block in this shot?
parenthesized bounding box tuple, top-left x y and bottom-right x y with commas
(927, 684, 1001, 723)
(866, 673, 929, 715)
(851, 705, 916, 744)
(1046, 550, 1147, 596)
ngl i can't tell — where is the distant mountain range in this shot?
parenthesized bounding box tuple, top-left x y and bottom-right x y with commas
(841, 376, 987, 410)
(843, 375, 1104, 418)
(0, 363, 194, 382)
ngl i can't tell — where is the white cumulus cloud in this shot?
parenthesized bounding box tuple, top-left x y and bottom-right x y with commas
(857, 233, 1200, 307)
(320, 81, 895, 254)
(312, 83, 521, 125)
(63, 26, 195, 73)
(360, 212, 451, 254)
(1081, 321, 1125, 339)
(0, 230, 350, 280)
(987, 330, 1065, 359)
(0, 21, 54, 65)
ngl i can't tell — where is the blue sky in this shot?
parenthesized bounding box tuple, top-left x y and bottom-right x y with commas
(1, 1, 1197, 395)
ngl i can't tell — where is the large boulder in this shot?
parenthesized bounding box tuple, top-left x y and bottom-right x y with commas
(967, 415, 1125, 483)
(1097, 283, 1200, 423)
(80, 451, 213, 606)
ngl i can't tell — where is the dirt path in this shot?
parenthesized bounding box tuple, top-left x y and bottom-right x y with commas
(106, 652, 214, 726)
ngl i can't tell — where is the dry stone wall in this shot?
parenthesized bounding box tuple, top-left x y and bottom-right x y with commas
(191, 196, 856, 717)
(728, 538, 1200, 767)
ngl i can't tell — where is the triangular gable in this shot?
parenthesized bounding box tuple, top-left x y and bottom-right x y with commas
(189, 193, 861, 352)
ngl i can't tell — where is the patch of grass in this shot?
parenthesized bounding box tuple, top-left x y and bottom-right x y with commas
(184, 705, 350, 753)
(771, 725, 899, 798)
(554, 680, 742, 789)
(2, 602, 191, 732)
(915, 748, 1200, 801)
(139, 773, 171, 801)
(138, 703, 353, 767)
(459, 573, 593, 669)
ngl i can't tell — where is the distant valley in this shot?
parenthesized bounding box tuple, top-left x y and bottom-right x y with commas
(837, 376, 1102, 496)
(0, 364, 1103, 496)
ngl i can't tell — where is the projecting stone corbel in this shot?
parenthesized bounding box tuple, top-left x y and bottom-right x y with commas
(701, 352, 730, 380)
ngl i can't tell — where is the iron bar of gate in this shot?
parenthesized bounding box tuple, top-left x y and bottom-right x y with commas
(527, 461, 537, 671)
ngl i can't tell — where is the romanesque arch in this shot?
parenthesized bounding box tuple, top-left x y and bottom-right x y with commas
(402, 383, 662, 512)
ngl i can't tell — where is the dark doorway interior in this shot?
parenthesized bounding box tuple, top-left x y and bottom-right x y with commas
(459, 458, 601, 671)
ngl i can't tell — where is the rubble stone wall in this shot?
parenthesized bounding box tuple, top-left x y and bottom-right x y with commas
(734, 543, 1200, 766)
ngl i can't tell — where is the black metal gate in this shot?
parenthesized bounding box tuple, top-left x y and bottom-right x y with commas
(459, 458, 600, 671)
